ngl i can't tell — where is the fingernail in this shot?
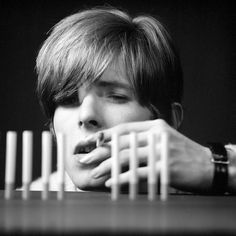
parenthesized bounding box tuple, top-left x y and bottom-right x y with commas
(105, 179, 111, 187)
(79, 155, 93, 164)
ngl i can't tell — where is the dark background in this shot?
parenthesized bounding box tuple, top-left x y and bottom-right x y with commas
(0, 0, 235, 189)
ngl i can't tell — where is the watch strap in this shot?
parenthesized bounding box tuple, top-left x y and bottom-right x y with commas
(207, 142, 229, 194)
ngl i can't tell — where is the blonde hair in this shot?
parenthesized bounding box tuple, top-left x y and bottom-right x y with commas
(36, 7, 183, 124)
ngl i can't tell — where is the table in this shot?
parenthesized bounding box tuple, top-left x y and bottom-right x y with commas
(0, 191, 236, 235)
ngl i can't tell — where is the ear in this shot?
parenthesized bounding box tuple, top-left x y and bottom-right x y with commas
(171, 102, 183, 129)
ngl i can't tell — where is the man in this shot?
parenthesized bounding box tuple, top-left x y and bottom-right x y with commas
(34, 6, 236, 194)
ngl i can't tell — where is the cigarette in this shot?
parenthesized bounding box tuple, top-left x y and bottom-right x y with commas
(96, 132, 105, 147)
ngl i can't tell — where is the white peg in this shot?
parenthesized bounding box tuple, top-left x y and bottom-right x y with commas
(129, 132, 138, 200)
(22, 131, 33, 200)
(160, 131, 169, 201)
(5, 131, 17, 199)
(111, 131, 120, 200)
(57, 133, 65, 200)
(41, 131, 52, 200)
(148, 132, 157, 201)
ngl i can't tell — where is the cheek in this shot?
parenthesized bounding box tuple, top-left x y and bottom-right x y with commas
(53, 107, 78, 135)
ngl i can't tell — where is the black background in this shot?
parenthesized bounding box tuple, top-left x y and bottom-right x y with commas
(0, 0, 235, 189)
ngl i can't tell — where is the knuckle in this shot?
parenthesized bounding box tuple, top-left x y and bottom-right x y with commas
(153, 119, 170, 134)
(119, 149, 129, 163)
(117, 123, 126, 134)
(112, 124, 124, 135)
(98, 159, 110, 172)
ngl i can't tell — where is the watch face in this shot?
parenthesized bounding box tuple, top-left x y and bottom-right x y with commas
(214, 154, 227, 161)
(212, 154, 229, 164)
(207, 142, 228, 162)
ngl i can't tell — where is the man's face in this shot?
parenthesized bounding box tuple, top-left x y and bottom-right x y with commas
(53, 62, 152, 190)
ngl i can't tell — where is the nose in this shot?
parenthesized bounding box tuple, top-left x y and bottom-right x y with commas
(78, 93, 102, 131)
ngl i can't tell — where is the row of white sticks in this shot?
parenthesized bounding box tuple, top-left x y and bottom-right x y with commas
(5, 131, 65, 201)
(111, 131, 169, 201)
(4, 130, 169, 201)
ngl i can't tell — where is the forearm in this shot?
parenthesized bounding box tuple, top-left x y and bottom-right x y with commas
(225, 144, 236, 193)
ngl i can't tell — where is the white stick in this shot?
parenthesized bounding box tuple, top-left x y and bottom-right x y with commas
(57, 133, 65, 200)
(96, 132, 104, 147)
(111, 131, 120, 201)
(129, 132, 138, 200)
(22, 131, 33, 200)
(148, 132, 156, 201)
(41, 131, 52, 200)
(160, 131, 169, 201)
(5, 131, 17, 200)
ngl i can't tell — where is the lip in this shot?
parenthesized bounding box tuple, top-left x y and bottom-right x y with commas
(73, 142, 96, 155)
(73, 153, 87, 163)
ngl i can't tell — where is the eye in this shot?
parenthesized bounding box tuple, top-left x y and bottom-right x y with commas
(58, 95, 80, 107)
(107, 93, 130, 103)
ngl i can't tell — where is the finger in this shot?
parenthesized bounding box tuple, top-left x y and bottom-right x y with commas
(74, 132, 103, 151)
(91, 146, 150, 178)
(105, 166, 148, 187)
(102, 120, 159, 141)
(79, 144, 111, 164)
(102, 119, 171, 149)
(82, 119, 165, 144)
(83, 130, 151, 155)
(78, 130, 160, 166)
(105, 162, 161, 187)
(77, 119, 170, 148)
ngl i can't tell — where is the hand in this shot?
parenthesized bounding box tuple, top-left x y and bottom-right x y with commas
(79, 119, 214, 193)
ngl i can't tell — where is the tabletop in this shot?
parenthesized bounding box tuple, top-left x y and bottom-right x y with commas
(0, 190, 236, 235)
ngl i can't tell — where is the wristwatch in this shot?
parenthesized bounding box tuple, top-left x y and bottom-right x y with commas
(207, 142, 229, 194)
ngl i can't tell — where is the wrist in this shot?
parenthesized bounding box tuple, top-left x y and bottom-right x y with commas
(225, 144, 236, 193)
(207, 142, 229, 195)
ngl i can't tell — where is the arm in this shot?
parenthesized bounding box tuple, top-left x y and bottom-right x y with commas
(78, 119, 236, 194)
(225, 144, 236, 193)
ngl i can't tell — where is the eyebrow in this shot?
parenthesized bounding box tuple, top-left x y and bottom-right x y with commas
(96, 80, 132, 90)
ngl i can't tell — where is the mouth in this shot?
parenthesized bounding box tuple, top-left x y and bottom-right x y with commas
(73, 143, 96, 155)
